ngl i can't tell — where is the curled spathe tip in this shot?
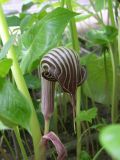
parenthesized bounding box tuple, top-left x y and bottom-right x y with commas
(42, 131, 67, 160)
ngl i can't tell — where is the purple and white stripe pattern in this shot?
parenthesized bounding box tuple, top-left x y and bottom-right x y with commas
(41, 47, 87, 96)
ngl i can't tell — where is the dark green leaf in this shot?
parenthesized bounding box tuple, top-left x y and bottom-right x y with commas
(99, 125, 120, 160)
(20, 7, 78, 74)
(22, 2, 34, 12)
(0, 35, 15, 59)
(87, 26, 118, 45)
(6, 16, 20, 27)
(0, 59, 12, 77)
(0, 78, 31, 132)
(24, 74, 40, 89)
(76, 108, 97, 123)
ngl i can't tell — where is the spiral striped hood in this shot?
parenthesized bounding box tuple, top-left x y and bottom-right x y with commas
(41, 47, 86, 96)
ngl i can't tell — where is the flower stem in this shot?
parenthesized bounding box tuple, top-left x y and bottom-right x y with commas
(44, 119, 50, 134)
(0, 4, 41, 160)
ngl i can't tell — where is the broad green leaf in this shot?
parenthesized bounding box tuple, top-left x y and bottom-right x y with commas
(20, 14, 37, 32)
(0, 59, 12, 77)
(99, 125, 120, 160)
(20, 7, 78, 73)
(24, 74, 40, 89)
(0, 35, 15, 59)
(20, 11, 47, 32)
(82, 53, 113, 104)
(76, 108, 97, 123)
(87, 26, 118, 45)
(94, 0, 105, 11)
(0, 78, 31, 132)
(0, 121, 10, 130)
(6, 16, 20, 27)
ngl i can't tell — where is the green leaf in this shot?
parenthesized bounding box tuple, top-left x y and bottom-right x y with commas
(0, 59, 12, 77)
(99, 125, 120, 160)
(0, 35, 15, 59)
(76, 108, 97, 123)
(87, 26, 118, 45)
(0, 78, 31, 132)
(20, 14, 37, 32)
(22, 2, 34, 12)
(20, 7, 78, 73)
(94, 0, 105, 11)
(20, 12, 47, 32)
(24, 74, 40, 89)
(82, 53, 113, 104)
(75, 14, 92, 22)
(6, 16, 20, 27)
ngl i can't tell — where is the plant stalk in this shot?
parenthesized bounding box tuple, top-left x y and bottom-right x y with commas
(66, 1, 81, 159)
(0, 4, 41, 160)
(108, 0, 116, 27)
(2, 132, 16, 160)
(40, 119, 50, 160)
(14, 127, 28, 160)
(109, 44, 118, 123)
(44, 119, 50, 135)
(92, 147, 104, 160)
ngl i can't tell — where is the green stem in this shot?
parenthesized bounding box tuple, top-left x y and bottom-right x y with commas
(14, 127, 28, 160)
(53, 101, 58, 134)
(66, 1, 81, 159)
(109, 44, 118, 123)
(92, 147, 104, 160)
(76, 2, 104, 26)
(22, 130, 32, 155)
(0, 4, 41, 160)
(66, 2, 79, 51)
(89, 0, 105, 25)
(108, 0, 116, 27)
(60, 0, 65, 7)
(76, 87, 81, 160)
(40, 119, 50, 160)
(2, 132, 16, 160)
(118, 18, 120, 65)
(44, 119, 50, 134)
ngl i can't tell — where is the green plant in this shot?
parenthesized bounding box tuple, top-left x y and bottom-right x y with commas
(1, 0, 120, 160)
(0, 0, 85, 159)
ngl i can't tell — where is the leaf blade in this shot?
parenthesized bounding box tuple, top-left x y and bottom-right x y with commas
(0, 78, 31, 132)
(99, 125, 120, 160)
(0, 58, 12, 77)
(20, 7, 78, 73)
